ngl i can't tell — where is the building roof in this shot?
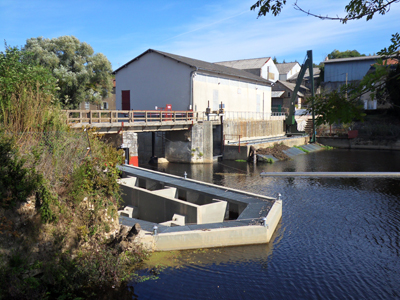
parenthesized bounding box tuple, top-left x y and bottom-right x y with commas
(287, 68, 321, 81)
(324, 55, 380, 64)
(274, 80, 308, 97)
(113, 49, 272, 85)
(275, 62, 300, 74)
(271, 91, 285, 98)
(214, 57, 271, 69)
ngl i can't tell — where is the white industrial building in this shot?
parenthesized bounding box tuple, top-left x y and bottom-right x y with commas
(113, 49, 273, 118)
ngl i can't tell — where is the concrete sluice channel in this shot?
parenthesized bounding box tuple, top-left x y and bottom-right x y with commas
(117, 165, 282, 251)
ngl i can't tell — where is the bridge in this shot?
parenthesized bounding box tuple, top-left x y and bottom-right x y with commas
(63, 109, 288, 165)
(63, 110, 200, 133)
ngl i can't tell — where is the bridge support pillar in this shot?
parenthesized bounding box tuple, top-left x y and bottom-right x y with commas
(165, 122, 213, 163)
(122, 131, 139, 166)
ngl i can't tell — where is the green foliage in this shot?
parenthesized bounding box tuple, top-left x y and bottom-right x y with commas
(251, 0, 287, 17)
(24, 36, 113, 108)
(294, 145, 310, 153)
(305, 86, 366, 126)
(235, 159, 247, 162)
(251, 0, 399, 23)
(327, 49, 366, 59)
(0, 131, 41, 208)
(384, 64, 400, 116)
(0, 245, 148, 300)
(0, 45, 59, 133)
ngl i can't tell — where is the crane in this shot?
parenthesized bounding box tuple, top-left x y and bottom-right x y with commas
(285, 50, 316, 143)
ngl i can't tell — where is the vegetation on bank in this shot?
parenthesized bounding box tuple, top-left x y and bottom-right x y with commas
(0, 45, 146, 299)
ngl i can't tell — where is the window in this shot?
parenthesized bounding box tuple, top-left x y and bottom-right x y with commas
(102, 102, 109, 110)
(84, 102, 90, 110)
(288, 92, 291, 97)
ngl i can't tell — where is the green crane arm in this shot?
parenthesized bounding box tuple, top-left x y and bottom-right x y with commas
(285, 50, 316, 142)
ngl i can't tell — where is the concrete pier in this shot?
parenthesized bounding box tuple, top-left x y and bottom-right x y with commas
(117, 165, 282, 251)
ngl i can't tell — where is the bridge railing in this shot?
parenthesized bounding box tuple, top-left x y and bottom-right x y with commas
(63, 110, 198, 124)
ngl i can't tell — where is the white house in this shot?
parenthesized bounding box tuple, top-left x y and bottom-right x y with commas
(113, 49, 272, 117)
(275, 62, 301, 81)
(215, 57, 279, 82)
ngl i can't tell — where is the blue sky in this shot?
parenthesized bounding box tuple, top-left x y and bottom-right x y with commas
(1, 0, 399, 70)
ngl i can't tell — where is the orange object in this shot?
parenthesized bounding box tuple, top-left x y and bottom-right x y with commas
(129, 156, 139, 166)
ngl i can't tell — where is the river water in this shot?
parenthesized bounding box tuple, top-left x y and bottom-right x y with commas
(130, 149, 400, 300)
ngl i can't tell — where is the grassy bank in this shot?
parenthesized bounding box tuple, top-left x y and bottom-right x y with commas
(0, 46, 147, 299)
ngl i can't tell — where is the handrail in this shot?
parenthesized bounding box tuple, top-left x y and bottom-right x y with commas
(63, 110, 197, 124)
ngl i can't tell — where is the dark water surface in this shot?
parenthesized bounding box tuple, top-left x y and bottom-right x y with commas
(131, 149, 400, 300)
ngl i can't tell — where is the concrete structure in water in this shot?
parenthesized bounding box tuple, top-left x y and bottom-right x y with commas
(117, 166, 282, 251)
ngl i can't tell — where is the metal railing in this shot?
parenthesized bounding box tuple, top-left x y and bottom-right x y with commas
(63, 110, 198, 124)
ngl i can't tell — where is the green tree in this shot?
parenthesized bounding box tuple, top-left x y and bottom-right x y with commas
(0, 45, 59, 133)
(24, 36, 113, 108)
(327, 49, 366, 59)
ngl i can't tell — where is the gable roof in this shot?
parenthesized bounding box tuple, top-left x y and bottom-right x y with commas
(276, 62, 300, 74)
(113, 49, 272, 85)
(214, 57, 271, 69)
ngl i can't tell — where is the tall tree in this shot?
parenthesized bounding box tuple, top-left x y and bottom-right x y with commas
(24, 36, 113, 108)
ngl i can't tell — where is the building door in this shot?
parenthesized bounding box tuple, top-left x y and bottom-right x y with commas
(122, 90, 130, 110)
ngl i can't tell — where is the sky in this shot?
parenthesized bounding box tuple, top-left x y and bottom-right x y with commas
(1, 0, 399, 70)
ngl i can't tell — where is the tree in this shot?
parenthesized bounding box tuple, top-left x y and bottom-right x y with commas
(327, 49, 366, 59)
(0, 45, 58, 133)
(251, 0, 399, 23)
(24, 36, 113, 108)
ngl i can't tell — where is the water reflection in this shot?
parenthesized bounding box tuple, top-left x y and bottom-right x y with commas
(134, 149, 400, 300)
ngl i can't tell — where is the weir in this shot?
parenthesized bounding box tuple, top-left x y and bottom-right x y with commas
(117, 165, 282, 251)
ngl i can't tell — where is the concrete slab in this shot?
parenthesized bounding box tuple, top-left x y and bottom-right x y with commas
(257, 154, 279, 162)
(283, 147, 305, 157)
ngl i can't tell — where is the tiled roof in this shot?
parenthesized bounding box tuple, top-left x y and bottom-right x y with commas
(215, 57, 271, 69)
(113, 49, 272, 85)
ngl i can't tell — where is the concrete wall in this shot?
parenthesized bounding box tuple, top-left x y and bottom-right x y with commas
(193, 74, 271, 114)
(115, 51, 192, 111)
(223, 136, 310, 160)
(118, 178, 227, 225)
(317, 136, 400, 150)
(223, 120, 284, 141)
(140, 199, 282, 251)
(165, 122, 213, 163)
